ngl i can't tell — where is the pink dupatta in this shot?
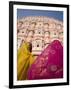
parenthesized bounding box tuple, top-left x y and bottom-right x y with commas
(27, 40, 63, 80)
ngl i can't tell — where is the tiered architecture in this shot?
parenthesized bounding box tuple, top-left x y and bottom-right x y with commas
(17, 16, 63, 55)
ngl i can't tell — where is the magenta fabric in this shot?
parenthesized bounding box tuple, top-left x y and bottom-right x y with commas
(27, 40, 63, 80)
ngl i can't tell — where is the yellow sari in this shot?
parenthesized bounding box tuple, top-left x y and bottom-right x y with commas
(17, 42, 35, 80)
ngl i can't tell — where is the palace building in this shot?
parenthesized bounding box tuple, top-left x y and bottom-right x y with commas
(17, 16, 63, 55)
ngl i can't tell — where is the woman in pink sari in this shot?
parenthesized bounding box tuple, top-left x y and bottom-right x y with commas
(27, 40, 63, 80)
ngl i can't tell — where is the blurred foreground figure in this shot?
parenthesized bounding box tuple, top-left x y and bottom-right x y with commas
(17, 42, 35, 80)
(28, 40, 63, 80)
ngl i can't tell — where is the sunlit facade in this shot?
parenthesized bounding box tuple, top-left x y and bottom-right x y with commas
(17, 16, 63, 55)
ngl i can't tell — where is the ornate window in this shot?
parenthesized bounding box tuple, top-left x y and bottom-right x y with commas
(56, 24, 62, 30)
(44, 23, 49, 29)
(49, 23, 56, 29)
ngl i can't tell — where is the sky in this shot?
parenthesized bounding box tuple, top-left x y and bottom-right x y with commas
(17, 9, 63, 21)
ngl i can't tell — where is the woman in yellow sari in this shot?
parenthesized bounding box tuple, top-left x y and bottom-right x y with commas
(17, 42, 35, 80)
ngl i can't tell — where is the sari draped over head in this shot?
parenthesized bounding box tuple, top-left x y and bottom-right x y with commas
(17, 42, 35, 80)
(27, 40, 63, 80)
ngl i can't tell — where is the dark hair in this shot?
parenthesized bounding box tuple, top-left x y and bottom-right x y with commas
(28, 42, 32, 52)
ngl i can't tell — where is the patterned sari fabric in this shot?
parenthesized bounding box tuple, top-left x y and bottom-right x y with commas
(27, 40, 63, 80)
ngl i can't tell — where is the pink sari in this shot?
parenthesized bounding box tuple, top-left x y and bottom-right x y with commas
(27, 40, 63, 80)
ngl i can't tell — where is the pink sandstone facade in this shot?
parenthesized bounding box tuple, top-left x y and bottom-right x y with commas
(17, 16, 63, 55)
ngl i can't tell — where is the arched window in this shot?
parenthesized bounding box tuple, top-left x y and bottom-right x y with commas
(56, 24, 62, 30)
(44, 22, 49, 29)
(49, 23, 56, 29)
